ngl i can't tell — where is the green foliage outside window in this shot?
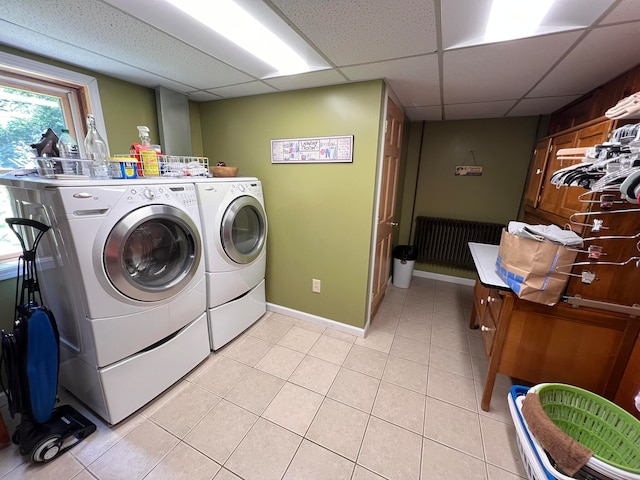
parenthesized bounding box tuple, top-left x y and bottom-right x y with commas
(0, 86, 66, 257)
(0, 86, 65, 169)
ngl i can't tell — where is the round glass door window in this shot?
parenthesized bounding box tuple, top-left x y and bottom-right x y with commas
(221, 196, 267, 264)
(105, 205, 201, 301)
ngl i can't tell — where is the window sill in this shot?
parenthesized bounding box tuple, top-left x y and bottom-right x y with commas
(0, 260, 18, 282)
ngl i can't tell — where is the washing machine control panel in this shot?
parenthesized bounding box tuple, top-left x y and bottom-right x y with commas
(127, 185, 198, 207)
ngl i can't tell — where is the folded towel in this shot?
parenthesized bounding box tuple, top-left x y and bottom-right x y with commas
(606, 92, 640, 119)
(521, 393, 593, 476)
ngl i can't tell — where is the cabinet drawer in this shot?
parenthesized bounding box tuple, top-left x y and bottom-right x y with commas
(473, 280, 489, 326)
(481, 306, 498, 357)
(488, 289, 503, 326)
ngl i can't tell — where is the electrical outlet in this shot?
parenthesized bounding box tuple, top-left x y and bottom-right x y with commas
(312, 278, 321, 293)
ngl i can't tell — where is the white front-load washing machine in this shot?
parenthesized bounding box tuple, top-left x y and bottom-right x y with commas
(1, 175, 210, 424)
(195, 178, 267, 350)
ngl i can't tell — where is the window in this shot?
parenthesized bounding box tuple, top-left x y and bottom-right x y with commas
(0, 51, 106, 276)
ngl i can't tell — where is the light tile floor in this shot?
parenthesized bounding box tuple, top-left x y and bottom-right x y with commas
(0, 277, 527, 479)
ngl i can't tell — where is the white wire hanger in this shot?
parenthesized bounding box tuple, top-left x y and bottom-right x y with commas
(569, 207, 640, 232)
(577, 190, 626, 210)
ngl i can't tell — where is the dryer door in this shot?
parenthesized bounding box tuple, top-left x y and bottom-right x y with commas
(221, 195, 267, 264)
(104, 205, 202, 301)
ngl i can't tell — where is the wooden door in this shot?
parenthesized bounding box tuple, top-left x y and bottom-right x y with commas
(537, 132, 576, 216)
(525, 138, 552, 208)
(371, 97, 404, 318)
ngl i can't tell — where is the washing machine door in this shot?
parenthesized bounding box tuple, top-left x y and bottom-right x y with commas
(221, 195, 267, 264)
(104, 205, 202, 302)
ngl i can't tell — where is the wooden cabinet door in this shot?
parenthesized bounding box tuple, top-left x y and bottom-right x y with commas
(555, 121, 613, 219)
(525, 138, 552, 208)
(498, 302, 631, 398)
(615, 332, 640, 420)
(537, 132, 576, 216)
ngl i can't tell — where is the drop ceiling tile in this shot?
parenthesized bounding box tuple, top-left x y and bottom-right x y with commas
(207, 82, 278, 98)
(0, 21, 196, 93)
(443, 31, 583, 104)
(263, 68, 346, 92)
(0, 0, 253, 90)
(600, 0, 640, 24)
(405, 106, 442, 121)
(530, 22, 640, 97)
(271, 0, 437, 66)
(507, 95, 581, 117)
(445, 101, 516, 120)
(341, 54, 440, 107)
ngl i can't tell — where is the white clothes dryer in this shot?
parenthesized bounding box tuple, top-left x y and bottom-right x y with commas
(195, 178, 267, 349)
(2, 175, 210, 424)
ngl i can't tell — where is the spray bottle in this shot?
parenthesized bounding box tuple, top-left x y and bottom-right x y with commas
(131, 126, 160, 177)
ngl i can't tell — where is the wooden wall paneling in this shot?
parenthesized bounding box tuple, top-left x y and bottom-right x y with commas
(565, 209, 640, 306)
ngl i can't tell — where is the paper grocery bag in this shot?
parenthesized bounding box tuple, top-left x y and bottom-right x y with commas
(495, 229, 578, 306)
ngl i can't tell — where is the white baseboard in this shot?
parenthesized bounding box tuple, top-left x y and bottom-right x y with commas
(413, 270, 475, 287)
(267, 303, 365, 337)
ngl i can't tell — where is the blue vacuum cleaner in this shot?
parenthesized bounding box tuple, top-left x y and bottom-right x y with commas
(1, 218, 95, 463)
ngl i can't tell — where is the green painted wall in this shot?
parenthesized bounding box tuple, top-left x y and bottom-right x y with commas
(198, 81, 385, 328)
(399, 117, 540, 278)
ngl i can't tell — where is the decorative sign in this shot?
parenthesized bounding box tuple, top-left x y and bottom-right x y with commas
(455, 165, 484, 176)
(271, 135, 353, 163)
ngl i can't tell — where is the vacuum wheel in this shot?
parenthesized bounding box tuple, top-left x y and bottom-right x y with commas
(31, 435, 63, 463)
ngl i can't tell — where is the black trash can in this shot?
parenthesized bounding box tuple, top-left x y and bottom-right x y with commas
(392, 245, 417, 288)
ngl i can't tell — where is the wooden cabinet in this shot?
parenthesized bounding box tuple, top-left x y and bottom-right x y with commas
(508, 60, 640, 419)
(523, 120, 613, 231)
(615, 332, 640, 421)
(470, 276, 640, 413)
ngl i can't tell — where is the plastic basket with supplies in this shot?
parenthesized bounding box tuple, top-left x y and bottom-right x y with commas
(509, 384, 640, 480)
(112, 154, 210, 178)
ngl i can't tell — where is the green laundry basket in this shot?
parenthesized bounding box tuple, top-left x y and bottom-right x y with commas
(532, 383, 640, 474)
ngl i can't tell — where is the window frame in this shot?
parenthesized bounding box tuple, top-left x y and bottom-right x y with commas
(0, 50, 108, 279)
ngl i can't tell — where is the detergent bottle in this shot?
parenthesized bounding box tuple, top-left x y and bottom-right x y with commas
(131, 126, 160, 177)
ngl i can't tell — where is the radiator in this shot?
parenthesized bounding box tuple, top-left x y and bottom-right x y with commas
(414, 216, 505, 269)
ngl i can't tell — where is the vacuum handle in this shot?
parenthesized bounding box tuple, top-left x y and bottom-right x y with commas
(5, 218, 50, 234)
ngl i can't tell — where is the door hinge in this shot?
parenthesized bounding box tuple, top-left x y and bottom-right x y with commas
(384, 120, 388, 134)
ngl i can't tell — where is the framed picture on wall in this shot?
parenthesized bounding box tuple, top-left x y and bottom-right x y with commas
(271, 135, 353, 163)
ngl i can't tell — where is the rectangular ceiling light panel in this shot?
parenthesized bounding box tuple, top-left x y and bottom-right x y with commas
(442, 0, 617, 50)
(485, 0, 555, 42)
(166, 0, 309, 76)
